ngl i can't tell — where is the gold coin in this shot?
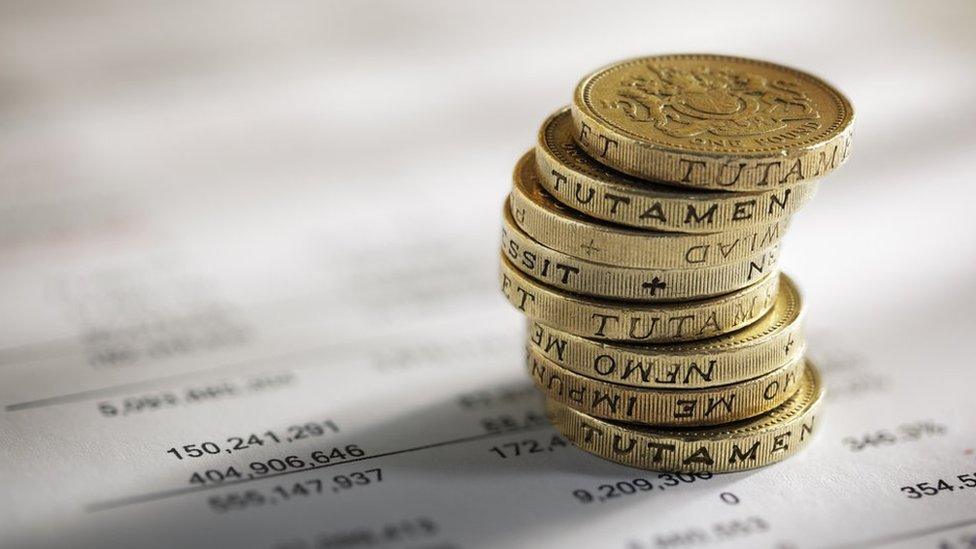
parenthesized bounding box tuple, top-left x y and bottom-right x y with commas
(546, 363, 824, 472)
(500, 254, 779, 342)
(501, 203, 780, 302)
(510, 152, 788, 269)
(571, 54, 854, 191)
(535, 108, 817, 233)
(529, 347, 804, 426)
(526, 274, 804, 388)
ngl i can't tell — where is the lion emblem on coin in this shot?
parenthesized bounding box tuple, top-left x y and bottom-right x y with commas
(604, 65, 819, 139)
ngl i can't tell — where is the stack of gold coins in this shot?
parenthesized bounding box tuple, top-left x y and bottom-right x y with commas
(499, 54, 854, 473)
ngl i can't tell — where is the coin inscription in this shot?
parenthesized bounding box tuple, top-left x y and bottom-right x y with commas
(500, 203, 781, 302)
(510, 151, 789, 268)
(546, 364, 824, 472)
(500, 254, 779, 342)
(529, 348, 804, 426)
(524, 273, 806, 389)
(534, 108, 816, 233)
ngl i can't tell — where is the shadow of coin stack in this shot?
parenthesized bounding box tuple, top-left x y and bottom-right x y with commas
(499, 54, 854, 473)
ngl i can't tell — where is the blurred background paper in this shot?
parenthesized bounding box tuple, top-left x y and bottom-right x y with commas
(1, 1, 975, 548)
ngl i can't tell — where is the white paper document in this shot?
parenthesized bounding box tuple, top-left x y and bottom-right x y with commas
(2, 2, 975, 548)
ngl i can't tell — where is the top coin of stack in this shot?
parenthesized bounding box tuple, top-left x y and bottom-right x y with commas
(499, 54, 853, 473)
